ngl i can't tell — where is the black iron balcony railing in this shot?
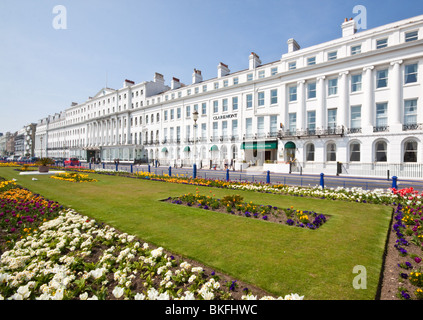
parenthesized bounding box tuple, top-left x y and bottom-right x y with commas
(373, 126, 389, 133)
(278, 126, 345, 139)
(403, 123, 423, 131)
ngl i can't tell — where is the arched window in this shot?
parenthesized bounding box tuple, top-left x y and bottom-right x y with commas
(326, 143, 336, 162)
(404, 140, 417, 162)
(375, 141, 387, 162)
(350, 142, 360, 162)
(306, 143, 315, 161)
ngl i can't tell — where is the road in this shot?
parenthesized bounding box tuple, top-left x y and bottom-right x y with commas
(81, 163, 423, 192)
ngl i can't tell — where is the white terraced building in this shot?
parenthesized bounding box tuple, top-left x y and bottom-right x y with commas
(34, 15, 423, 178)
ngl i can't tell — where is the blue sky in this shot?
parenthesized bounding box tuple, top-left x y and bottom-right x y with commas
(0, 0, 422, 133)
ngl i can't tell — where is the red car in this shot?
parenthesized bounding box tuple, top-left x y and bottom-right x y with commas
(64, 158, 80, 166)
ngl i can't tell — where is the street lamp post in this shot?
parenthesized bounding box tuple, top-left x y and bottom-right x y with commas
(193, 110, 199, 167)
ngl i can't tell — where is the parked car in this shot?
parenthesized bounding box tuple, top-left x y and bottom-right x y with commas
(64, 158, 80, 166)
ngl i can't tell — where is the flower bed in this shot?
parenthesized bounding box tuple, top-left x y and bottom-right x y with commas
(0, 179, 302, 300)
(0, 207, 302, 300)
(50, 172, 97, 183)
(391, 202, 423, 300)
(166, 190, 328, 229)
(0, 181, 62, 251)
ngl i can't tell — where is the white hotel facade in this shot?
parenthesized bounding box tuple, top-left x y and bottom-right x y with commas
(35, 15, 423, 177)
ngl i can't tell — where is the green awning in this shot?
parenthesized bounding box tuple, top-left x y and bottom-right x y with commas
(183, 146, 190, 152)
(241, 141, 278, 150)
(161, 147, 168, 152)
(285, 141, 296, 149)
(210, 145, 219, 151)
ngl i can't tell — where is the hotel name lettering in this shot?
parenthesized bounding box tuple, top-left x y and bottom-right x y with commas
(212, 113, 238, 121)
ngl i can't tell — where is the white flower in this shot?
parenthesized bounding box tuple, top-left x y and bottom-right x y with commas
(147, 288, 159, 300)
(188, 275, 196, 283)
(87, 295, 98, 300)
(89, 267, 106, 279)
(79, 292, 89, 300)
(183, 291, 196, 300)
(112, 286, 125, 299)
(134, 293, 145, 300)
(283, 293, 304, 300)
(242, 294, 257, 300)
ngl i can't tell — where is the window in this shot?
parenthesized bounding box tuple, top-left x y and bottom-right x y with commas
(213, 101, 218, 113)
(405, 63, 418, 84)
(326, 143, 336, 162)
(246, 118, 252, 138)
(376, 69, 388, 88)
(257, 117, 264, 137)
(288, 62, 296, 70)
(328, 109, 337, 129)
(246, 94, 253, 108)
(222, 121, 228, 138)
(350, 105, 362, 130)
(328, 78, 338, 96)
(404, 140, 417, 162)
(214, 82, 219, 90)
(170, 109, 174, 120)
(201, 123, 207, 140)
(376, 103, 388, 129)
(307, 82, 316, 99)
(223, 80, 228, 87)
(351, 45, 361, 55)
(186, 125, 190, 140)
(195, 87, 199, 94)
(350, 142, 361, 162)
(375, 141, 387, 162)
(307, 111, 316, 133)
(306, 144, 315, 161)
(212, 122, 218, 139)
(232, 97, 238, 110)
(177, 107, 181, 119)
(233, 77, 239, 85)
(404, 99, 418, 125)
(270, 89, 278, 104)
(288, 113, 297, 133)
(405, 31, 418, 42)
(258, 92, 265, 106)
(376, 38, 388, 49)
(232, 119, 238, 139)
(247, 73, 253, 81)
(187, 89, 191, 96)
(258, 70, 265, 78)
(186, 105, 191, 118)
(307, 57, 316, 66)
(289, 86, 297, 102)
(201, 103, 207, 115)
(328, 51, 337, 61)
(271, 67, 278, 76)
(270, 116, 278, 135)
(222, 99, 228, 112)
(351, 74, 362, 92)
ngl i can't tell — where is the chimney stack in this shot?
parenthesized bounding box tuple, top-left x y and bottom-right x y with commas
(192, 69, 203, 84)
(249, 52, 262, 69)
(123, 79, 135, 87)
(154, 72, 165, 85)
(171, 77, 181, 90)
(217, 62, 230, 78)
(342, 18, 357, 37)
(287, 39, 300, 53)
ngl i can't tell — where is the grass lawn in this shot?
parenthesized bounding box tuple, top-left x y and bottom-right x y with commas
(0, 167, 393, 300)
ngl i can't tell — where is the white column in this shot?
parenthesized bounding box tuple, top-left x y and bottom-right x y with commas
(316, 76, 326, 130)
(389, 59, 403, 130)
(338, 71, 349, 129)
(362, 66, 374, 134)
(126, 113, 131, 144)
(115, 116, 119, 144)
(297, 80, 305, 131)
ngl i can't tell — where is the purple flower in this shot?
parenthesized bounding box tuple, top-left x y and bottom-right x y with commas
(415, 257, 422, 263)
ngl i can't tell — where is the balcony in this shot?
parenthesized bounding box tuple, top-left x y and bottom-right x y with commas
(403, 123, 423, 131)
(347, 127, 362, 134)
(373, 126, 389, 133)
(278, 126, 345, 139)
